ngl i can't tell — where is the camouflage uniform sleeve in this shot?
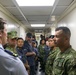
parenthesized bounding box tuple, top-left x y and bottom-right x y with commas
(65, 58, 76, 75)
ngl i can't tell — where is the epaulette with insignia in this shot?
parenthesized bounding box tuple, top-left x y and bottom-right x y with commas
(5, 49, 18, 57)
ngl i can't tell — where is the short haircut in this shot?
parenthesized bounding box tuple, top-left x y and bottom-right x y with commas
(17, 37, 24, 41)
(40, 39, 46, 44)
(49, 35, 54, 39)
(32, 35, 35, 38)
(0, 18, 6, 30)
(55, 27, 71, 37)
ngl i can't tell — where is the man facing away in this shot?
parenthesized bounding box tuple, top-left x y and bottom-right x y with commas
(0, 18, 28, 75)
(53, 27, 76, 75)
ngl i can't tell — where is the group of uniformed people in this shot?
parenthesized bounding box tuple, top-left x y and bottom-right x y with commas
(45, 27, 76, 75)
(37, 27, 76, 75)
(0, 17, 76, 75)
(4, 30, 39, 75)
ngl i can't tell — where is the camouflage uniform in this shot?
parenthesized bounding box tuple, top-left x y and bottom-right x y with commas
(38, 45, 45, 59)
(38, 44, 46, 71)
(6, 45, 17, 55)
(52, 47, 76, 75)
(45, 47, 60, 75)
(7, 31, 17, 39)
(5, 31, 18, 55)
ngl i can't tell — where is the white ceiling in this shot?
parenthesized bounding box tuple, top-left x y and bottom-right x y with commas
(0, 0, 74, 32)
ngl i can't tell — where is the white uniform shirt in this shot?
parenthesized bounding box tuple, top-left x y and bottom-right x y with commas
(0, 44, 28, 75)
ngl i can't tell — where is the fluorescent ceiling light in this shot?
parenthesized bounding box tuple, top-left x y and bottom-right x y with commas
(16, 0, 55, 6)
(31, 24, 45, 27)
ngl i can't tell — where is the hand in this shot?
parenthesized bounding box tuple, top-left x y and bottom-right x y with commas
(32, 52, 36, 56)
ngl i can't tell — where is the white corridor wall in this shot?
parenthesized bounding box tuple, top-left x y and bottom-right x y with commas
(0, 5, 26, 39)
(57, 8, 76, 50)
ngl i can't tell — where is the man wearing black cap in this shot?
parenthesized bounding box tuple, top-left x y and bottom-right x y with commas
(24, 33, 36, 75)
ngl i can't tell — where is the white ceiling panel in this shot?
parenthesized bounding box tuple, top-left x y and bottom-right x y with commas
(57, 0, 73, 6)
(28, 20, 47, 24)
(26, 15, 49, 21)
(15, 15, 25, 20)
(21, 21, 29, 25)
(0, 0, 75, 32)
(20, 6, 52, 15)
(6, 7, 21, 15)
(0, 0, 15, 7)
(53, 6, 68, 16)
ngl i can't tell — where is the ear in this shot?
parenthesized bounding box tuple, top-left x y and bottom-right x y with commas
(64, 37, 70, 44)
(0, 31, 2, 38)
(66, 36, 69, 40)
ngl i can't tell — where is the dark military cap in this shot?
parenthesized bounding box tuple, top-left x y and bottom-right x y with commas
(26, 32, 32, 38)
